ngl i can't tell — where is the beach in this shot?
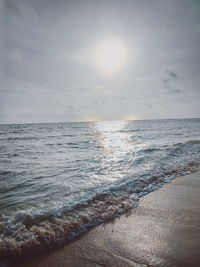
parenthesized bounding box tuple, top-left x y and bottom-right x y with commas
(13, 170, 200, 267)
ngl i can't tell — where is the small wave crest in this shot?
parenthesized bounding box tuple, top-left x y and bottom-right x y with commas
(173, 139, 200, 147)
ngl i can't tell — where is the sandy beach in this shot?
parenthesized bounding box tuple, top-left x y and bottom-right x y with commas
(12, 170, 200, 267)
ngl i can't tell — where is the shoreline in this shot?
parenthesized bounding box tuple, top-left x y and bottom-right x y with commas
(12, 170, 200, 267)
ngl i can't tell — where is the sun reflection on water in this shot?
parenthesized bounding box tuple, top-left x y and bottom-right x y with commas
(92, 120, 133, 184)
(95, 120, 130, 157)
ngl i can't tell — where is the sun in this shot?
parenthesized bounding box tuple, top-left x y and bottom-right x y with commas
(94, 38, 127, 74)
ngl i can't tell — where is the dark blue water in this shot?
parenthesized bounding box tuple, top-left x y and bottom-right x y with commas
(0, 118, 200, 259)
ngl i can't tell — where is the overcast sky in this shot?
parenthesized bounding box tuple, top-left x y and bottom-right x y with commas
(0, 0, 200, 123)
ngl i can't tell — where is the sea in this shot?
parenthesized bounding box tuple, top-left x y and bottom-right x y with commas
(0, 118, 200, 260)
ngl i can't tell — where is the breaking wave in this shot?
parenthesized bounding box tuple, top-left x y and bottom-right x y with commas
(0, 161, 199, 261)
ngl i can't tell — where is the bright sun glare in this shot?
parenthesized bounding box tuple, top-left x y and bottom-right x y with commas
(94, 38, 127, 74)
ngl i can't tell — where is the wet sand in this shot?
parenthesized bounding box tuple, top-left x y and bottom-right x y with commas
(14, 171, 200, 267)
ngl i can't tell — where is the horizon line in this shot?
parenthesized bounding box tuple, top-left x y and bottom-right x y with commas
(0, 117, 199, 125)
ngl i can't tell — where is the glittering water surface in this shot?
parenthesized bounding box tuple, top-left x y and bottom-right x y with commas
(0, 118, 200, 259)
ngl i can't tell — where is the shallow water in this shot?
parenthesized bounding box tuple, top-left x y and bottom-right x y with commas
(0, 118, 200, 259)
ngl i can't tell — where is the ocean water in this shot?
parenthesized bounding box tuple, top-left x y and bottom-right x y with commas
(0, 118, 200, 260)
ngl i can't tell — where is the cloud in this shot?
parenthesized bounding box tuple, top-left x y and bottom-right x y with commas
(120, 96, 126, 101)
(145, 103, 154, 108)
(162, 78, 168, 84)
(161, 70, 180, 86)
(67, 105, 76, 110)
(161, 70, 182, 94)
(5, 0, 20, 14)
(78, 87, 91, 92)
(167, 89, 181, 94)
(166, 70, 179, 80)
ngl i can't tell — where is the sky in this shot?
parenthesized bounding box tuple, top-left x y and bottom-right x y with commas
(0, 0, 200, 123)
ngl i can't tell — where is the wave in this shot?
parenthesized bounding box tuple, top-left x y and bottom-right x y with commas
(0, 136, 39, 141)
(0, 161, 199, 262)
(138, 139, 200, 154)
(0, 171, 12, 176)
(173, 140, 200, 146)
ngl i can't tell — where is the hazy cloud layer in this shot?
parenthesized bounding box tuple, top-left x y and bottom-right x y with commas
(0, 0, 200, 123)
